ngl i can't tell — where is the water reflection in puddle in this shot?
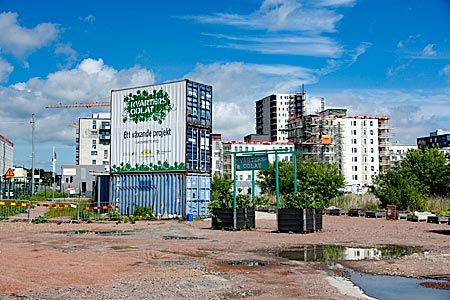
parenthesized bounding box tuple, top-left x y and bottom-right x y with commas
(230, 260, 268, 267)
(351, 271, 450, 300)
(277, 244, 419, 262)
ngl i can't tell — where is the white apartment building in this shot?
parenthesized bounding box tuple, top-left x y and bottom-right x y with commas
(222, 141, 295, 194)
(256, 93, 306, 142)
(0, 133, 14, 176)
(212, 133, 223, 177)
(76, 113, 111, 170)
(389, 142, 417, 167)
(287, 109, 391, 192)
(335, 116, 388, 190)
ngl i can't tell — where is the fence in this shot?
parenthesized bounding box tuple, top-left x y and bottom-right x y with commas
(0, 200, 120, 223)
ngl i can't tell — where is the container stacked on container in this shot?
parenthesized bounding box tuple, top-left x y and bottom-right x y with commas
(110, 79, 212, 218)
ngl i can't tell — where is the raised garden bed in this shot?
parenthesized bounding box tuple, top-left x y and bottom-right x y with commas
(348, 209, 365, 217)
(277, 208, 322, 233)
(211, 207, 255, 230)
(427, 215, 450, 224)
(365, 210, 386, 218)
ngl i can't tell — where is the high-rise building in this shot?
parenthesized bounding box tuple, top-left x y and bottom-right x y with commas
(256, 92, 306, 142)
(76, 113, 111, 170)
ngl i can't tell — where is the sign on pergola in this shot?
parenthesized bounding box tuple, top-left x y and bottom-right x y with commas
(235, 154, 269, 171)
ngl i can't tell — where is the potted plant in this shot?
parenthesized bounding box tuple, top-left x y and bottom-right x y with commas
(277, 191, 324, 233)
(208, 175, 255, 230)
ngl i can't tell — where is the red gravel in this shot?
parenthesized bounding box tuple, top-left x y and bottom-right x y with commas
(0, 213, 449, 299)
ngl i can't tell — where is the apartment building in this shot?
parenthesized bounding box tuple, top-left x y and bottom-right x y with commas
(76, 113, 111, 170)
(0, 133, 14, 176)
(256, 92, 306, 142)
(212, 133, 223, 177)
(287, 109, 391, 191)
(417, 129, 450, 152)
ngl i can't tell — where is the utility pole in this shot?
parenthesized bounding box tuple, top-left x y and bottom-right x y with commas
(31, 113, 35, 196)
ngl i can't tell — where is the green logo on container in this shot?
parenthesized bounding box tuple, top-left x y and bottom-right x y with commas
(122, 89, 174, 124)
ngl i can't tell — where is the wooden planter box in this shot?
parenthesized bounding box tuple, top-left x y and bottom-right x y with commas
(211, 207, 255, 230)
(277, 208, 322, 233)
(348, 209, 365, 217)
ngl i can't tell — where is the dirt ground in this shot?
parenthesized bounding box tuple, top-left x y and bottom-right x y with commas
(0, 212, 449, 299)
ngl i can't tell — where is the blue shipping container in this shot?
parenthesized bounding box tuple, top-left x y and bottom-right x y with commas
(185, 173, 211, 218)
(186, 126, 212, 171)
(110, 173, 212, 218)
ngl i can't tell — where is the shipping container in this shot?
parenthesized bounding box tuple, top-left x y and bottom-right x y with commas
(185, 173, 211, 217)
(110, 79, 212, 173)
(110, 173, 212, 218)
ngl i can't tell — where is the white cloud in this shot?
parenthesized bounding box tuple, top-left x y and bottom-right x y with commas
(0, 57, 14, 82)
(185, 61, 323, 140)
(349, 42, 372, 65)
(422, 44, 437, 57)
(187, 0, 344, 33)
(55, 43, 78, 69)
(440, 64, 450, 79)
(317, 0, 356, 7)
(79, 15, 96, 24)
(0, 12, 59, 58)
(0, 58, 156, 148)
(205, 33, 343, 57)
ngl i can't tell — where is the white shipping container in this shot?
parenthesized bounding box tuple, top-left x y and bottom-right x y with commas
(110, 80, 187, 173)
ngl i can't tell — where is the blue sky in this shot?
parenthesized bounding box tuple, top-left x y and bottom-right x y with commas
(0, 0, 449, 171)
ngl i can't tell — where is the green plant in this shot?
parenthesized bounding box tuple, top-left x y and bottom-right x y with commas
(283, 191, 326, 210)
(31, 216, 49, 224)
(133, 206, 154, 220)
(255, 195, 270, 207)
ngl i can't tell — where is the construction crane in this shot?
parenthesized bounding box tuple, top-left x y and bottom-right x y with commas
(45, 101, 110, 109)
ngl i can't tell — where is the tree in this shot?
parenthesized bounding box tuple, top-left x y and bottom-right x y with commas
(257, 156, 345, 209)
(41, 173, 53, 186)
(372, 147, 450, 211)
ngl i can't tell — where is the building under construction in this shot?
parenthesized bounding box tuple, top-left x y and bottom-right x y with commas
(286, 102, 391, 190)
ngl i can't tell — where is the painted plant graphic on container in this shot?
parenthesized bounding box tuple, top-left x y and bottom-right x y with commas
(112, 88, 183, 172)
(122, 89, 174, 124)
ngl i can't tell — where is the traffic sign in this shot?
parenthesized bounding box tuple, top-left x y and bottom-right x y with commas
(4, 168, 14, 179)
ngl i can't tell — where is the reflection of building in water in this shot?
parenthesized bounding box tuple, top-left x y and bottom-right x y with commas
(341, 247, 382, 260)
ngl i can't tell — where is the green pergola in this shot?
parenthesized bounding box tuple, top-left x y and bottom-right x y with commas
(224, 149, 302, 228)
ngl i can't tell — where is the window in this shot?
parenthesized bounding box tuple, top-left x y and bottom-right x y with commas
(371, 148, 374, 153)
(352, 166, 358, 171)
(102, 161, 109, 165)
(352, 157, 358, 162)
(371, 157, 374, 162)
(370, 139, 374, 144)
(371, 166, 375, 171)
(370, 130, 374, 135)
(370, 120, 373, 126)
(92, 120, 97, 129)
(247, 175, 251, 180)
(92, 160, 97, 165)
(91, 151, 98, 156)
(91, 131, 98, 137)
(92, 140, 97, 149)
(104, 150, 108, 159)
(239, 175, 243, 180)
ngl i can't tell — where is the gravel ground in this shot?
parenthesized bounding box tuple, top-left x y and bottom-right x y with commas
(0, 212, 449, 299)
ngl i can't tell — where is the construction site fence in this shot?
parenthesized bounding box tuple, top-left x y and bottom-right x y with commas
(0, 200, 121, 223)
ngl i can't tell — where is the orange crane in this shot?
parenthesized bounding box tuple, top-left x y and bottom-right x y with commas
(45, 101, 110, 109)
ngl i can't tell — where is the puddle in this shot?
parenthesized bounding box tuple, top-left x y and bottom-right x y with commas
(277, 244, 419, 262)
(278, 245, 449, 299)
(351, 271, 450, 300)
(230, 260, 268, 267)
(162, 235, 205, 240)
(63, 230, 134, 236)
